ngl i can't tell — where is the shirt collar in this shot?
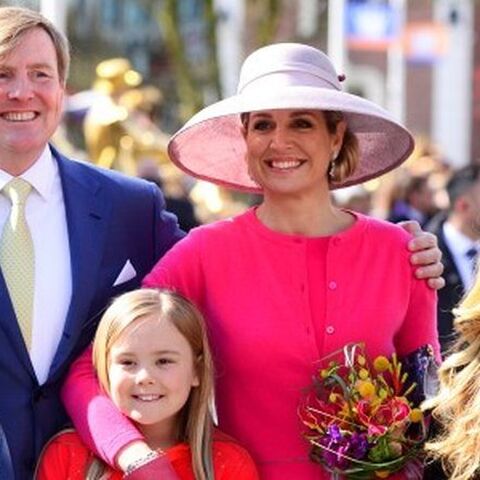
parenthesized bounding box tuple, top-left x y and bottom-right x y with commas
(443, 221, 480, 256)
(0, 145, 57, 200)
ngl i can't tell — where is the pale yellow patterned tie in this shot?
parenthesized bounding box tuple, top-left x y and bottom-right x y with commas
(0, 178, 34, 349)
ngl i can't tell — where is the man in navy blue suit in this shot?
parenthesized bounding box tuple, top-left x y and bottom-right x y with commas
(0, 7, 183, 479)
(0, 6, 445, 480)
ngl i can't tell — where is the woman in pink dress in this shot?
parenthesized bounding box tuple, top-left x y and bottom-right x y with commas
(62, 43, 441, 479)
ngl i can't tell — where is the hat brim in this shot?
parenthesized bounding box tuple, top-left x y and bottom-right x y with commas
(168, 87, 414, 193)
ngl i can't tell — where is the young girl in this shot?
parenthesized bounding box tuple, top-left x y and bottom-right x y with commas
(35, 289, 259, 479)
(423, 269, 480, 480)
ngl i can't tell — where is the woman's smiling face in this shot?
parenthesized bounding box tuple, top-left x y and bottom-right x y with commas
(244, 109, 345, 197)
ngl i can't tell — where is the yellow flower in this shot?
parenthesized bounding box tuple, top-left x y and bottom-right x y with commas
(329, 393, 338, 403)
(357, 355, 366, 366)
(373, 356, 390, 372)
(378, 388, 388, 399)
(320, 369, 329, 378)
(375, 471, 390, 478)
(357, 380, 376, 398)
(339, 402, 350, 418)
(409, 408, 423, 423)
(359, 368, 370, 380)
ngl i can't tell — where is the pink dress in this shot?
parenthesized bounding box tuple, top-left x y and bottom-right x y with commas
(63, 209, 439, 480)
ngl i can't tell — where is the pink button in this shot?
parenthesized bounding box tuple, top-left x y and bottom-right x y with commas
(328, 281, 337, 290)
(326, 326, 335, 334)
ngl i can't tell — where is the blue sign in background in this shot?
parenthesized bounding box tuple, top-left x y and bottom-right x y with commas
(346, 1, 400, 43)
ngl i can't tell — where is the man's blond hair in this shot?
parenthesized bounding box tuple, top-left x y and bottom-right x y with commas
(0, 7, 70, 83)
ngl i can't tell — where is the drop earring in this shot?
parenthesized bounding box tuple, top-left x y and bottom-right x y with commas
(329, 152, 338, 180)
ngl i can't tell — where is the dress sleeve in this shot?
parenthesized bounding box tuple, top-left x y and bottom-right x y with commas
(394, 267, 441, 363)
(143, 229, 205, 303)
(61, 345, 143, 466)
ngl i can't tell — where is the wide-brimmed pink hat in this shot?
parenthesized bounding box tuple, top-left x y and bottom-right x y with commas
(168, 43, 414, 192)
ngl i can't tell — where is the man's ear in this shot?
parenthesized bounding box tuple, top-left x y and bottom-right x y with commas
(455, 196, 469, 213)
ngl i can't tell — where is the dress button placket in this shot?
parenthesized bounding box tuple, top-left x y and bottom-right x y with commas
(325, 237, 341, 341)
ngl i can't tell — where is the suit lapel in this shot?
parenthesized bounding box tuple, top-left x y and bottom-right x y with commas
(48, 148, 112, 379)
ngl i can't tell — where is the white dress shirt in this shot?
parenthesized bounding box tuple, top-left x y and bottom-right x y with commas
(0, 146, 71, 384)
(443, 221, 479, 291)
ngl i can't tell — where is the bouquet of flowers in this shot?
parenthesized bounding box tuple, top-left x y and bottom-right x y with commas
(299, 343, 435, 479)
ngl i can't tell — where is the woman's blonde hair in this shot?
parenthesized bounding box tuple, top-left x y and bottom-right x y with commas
(88, 288, 215, 480)
(423, 270, 480, 480)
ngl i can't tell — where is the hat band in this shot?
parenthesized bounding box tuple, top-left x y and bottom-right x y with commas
(238, 70, 341, 98)
(238, 63, 341, 95)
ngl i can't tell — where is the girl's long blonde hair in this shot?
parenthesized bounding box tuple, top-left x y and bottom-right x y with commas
(423, 270, 480, 480)
(88, 288, 215, 480)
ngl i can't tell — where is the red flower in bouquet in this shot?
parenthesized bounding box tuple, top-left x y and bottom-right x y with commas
(357, 398, 410, 437)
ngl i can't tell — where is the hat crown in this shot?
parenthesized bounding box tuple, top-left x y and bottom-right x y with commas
(237, 43, 341, 95)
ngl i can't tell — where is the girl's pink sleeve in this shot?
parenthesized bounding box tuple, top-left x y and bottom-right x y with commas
(61, 345, 143, 466)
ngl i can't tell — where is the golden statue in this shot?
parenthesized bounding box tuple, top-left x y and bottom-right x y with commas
(83, 58, 170, 176)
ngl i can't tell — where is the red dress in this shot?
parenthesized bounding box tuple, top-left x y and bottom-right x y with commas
(35, 430, 259, 479)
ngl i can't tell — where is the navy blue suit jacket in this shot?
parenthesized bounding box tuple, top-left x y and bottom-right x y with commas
(425, 213, 465, 352)
(0, 146, 183, 479)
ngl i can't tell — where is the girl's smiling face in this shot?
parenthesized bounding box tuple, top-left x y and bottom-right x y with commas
(108, 314, 199, 446)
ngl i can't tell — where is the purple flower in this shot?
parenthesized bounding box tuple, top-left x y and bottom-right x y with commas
(327, 425, 342, 443)
(318, 426, 367, 470)
(349, 432, 369, 459)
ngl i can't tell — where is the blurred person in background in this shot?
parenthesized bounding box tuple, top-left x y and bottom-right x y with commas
(426, 164, 480, 352)
(138, 158, 200, 232)
(387, 173, 438, 227)
(332, 184, 372, 215)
